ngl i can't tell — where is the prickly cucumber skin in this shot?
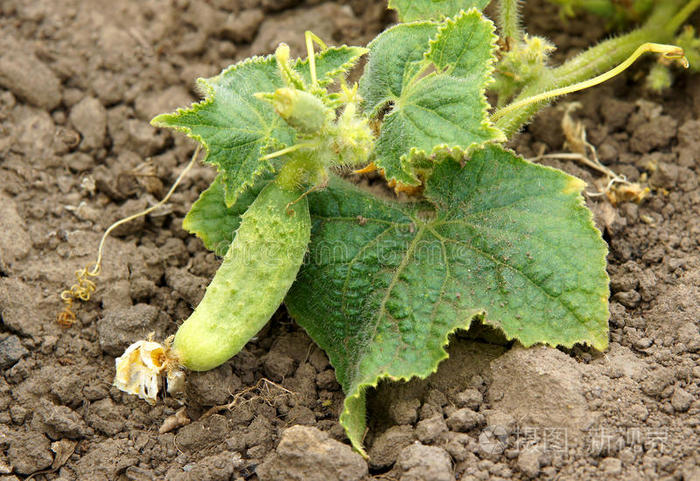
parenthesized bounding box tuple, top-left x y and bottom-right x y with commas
(172, 182, 310, 371)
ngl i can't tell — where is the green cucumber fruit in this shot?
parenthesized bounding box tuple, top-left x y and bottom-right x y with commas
(172, 181, 310, 371)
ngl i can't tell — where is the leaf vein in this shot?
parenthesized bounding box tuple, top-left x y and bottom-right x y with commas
(368, 224, 427, 351)
(340, 226, 396, 315)
(438, 234, 591, 329)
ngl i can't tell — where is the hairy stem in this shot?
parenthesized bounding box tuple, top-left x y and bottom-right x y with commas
(668, 0, 700, 33)
(494, 2, 691, 136)
(304, 30, 328, 88)
(492, 43, 687, 122)
(498, 0, 523, 44)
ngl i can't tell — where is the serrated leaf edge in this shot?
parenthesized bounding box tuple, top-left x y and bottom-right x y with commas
(291, 154, 609, 454)
(338, 307, 484, 457)
(374, 10, 506, 186)
(151, 55, 284, 208)
(425, 147, 610, 351)
(361, 20, 440, 119)
(294, 45, 369, 87)
(335, 184, 607, 456)
(423, 7, 505, 144)
(477, 151, 610, 351)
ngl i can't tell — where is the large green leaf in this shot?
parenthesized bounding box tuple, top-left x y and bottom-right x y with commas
(152, 56, 293, 208)
(285, 145, 609, 454)
(359, 10, 503, 185)
(388, 0, 492, 22)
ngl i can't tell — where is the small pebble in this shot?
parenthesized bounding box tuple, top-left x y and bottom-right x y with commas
(0, 48, 61, 109)
(517, 446, 541, 478)
(600, 457, 622, 475)
(397, 442, 455, 481)
(671, 387, 692, 412)
(0, 336, 29, 369)
(416, 415, 447, 444)
(446, 408, 484, 432)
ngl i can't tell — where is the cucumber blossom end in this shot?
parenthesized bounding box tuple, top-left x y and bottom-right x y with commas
(114, 182, 311, 401)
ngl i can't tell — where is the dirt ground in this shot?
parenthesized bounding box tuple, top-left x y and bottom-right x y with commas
(0, 0, 699, 480)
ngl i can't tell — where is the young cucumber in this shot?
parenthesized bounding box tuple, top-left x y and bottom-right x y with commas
(172, 181, 310, 371)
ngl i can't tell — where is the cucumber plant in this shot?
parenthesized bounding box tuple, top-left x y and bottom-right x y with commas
(113, 0, 696, 456)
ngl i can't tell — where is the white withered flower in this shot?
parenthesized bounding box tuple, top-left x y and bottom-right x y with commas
(114, 340, 168, 403)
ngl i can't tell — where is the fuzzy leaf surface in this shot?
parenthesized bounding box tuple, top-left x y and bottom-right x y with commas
(426, 9, 498, 79)
(388, 0, 491, 21)
(295, 46, 369, 86)
(152, 56, 293, 207)
(359, 22, 439, 116)
(360, 10, 503, 185)
(285, 145, 609, 454)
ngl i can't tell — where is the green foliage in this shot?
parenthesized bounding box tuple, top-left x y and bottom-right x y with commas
(139, 0, 700, 456)
(388, 0, 491, 21)
(295, 46, 368, 86)
(359, 22, 438, 116)
(152, 47, 366, 208)
(183, 145, 609, 453)
(287, 145, 608, 453)
(152, 57, 292, 208)
(360, 10, 504, 185)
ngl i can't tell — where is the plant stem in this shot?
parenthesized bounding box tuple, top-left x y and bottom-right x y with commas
(498, 0, 523, 44)
(668, 0, 700, 33)
(492, 43, 687, 122)
(259, 142, 318, 161)
(493, 2, 690, 136)
(304, 30, 328, 89)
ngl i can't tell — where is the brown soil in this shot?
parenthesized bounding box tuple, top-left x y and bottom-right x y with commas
(0, 1, 698, 480)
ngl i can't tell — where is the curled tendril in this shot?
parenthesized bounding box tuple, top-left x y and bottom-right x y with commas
(55, 146, 201, 327)
(57, 266, 100, 327)
(492, 42, 689, 122)
(661, 47, 690, 68)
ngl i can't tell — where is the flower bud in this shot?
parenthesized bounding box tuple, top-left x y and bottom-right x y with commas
(270, 87, 329, 134)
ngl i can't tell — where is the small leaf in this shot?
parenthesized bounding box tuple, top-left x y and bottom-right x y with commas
(286, 145, 609, 454)
(182, 174, 272, 256)
(388, 0, 491, 22)
(360, 11, 503, 185)
(359, 22, 439, 116)
(426, 8, 498, 80)
(295, 46, 369, 86)
(152, 56, 294, 207)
